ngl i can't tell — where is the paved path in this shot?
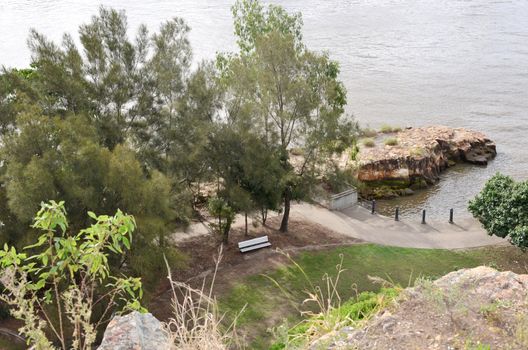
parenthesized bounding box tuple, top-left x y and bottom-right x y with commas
(170, 203, 506, 249)
(291, 203, 506, 249)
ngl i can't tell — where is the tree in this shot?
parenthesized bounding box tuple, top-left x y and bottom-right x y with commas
(0, 108, 177, 284)
(220, 0, 356, 232)
(0, 7, 221, 283)
(469, 173, 528, 249)
(22, 7, 221, 211)
(0, 201, 145, 349)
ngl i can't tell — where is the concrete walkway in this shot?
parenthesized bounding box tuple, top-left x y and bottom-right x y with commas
(291, 203, 506, 249)
(169, 203, 506, 249)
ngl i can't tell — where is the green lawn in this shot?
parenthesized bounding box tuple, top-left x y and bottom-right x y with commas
(219, 244, 528, 349)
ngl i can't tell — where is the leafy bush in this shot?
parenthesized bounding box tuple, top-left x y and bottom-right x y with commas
(362, 138, 375, 147)
(325, 167, 355, 193)
(469, 173, 528, 249)
(360, 128, 377, 138)
(0, 201, 145, 349)
(384, 137, 398, 146)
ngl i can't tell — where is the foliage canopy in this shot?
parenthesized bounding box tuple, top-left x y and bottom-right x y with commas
(469, 173, 528, 249)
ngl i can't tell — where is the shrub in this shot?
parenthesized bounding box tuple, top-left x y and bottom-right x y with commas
(362, 138, 375, 147)
(0, 201, 145, 349)
(384, 137, 398, 146)
(379, 124, 402, 133)
(360, 128, 377, 138)
(469, 173, 528, 249)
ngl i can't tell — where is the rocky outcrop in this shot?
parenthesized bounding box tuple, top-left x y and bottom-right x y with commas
(97, 312, 169, 350)
(320, 267, 528, 349)
(357, 126, 496, 198)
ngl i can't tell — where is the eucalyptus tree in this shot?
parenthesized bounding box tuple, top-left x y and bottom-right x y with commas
(220, 0, 356, 232)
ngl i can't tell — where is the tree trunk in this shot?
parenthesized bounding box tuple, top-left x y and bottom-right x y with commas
(223, 217, 232, 244)
(279, 188, 291, 233)
(245, 212, 248, 236)
(261, 207, 268, 226)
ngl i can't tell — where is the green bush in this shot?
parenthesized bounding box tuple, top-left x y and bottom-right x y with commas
(360, 128, 377, 138)
(0, 201, 145, 349)
(362, 138, 375, 147)
(384, 137, 398, 146)
(379, 124, 402, 133)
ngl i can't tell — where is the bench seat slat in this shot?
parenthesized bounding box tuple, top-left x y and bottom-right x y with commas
(238, 235, 269, 249)
(240, 242, 271, 253)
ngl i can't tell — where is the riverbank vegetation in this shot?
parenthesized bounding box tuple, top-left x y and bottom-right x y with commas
(0, 0, 356, 293)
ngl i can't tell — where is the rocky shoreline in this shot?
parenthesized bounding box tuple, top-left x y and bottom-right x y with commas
(356, 126, 496, 199)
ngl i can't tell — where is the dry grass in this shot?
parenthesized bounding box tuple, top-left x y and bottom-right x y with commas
(163, 246, 244, 350)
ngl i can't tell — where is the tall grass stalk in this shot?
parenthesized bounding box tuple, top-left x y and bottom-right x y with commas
(163, 246, 245, 350)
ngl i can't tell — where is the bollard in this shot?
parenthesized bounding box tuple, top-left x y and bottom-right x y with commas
(449, 208, 454, 224)
(421, 209, 426, 224)
(395, 207, 399, 221)
(371, 200, 376, 214)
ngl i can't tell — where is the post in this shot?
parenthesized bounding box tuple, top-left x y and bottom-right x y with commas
(449, 208, 454, 224)
(421, 209, 426, 224)
(395, 207, 399, 221)
(371, 200, 376, 214)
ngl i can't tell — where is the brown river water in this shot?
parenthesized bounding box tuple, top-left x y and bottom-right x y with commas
(1, 0, 528, 219)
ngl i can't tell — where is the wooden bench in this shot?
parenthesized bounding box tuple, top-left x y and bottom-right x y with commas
(238, 235, 271, 253)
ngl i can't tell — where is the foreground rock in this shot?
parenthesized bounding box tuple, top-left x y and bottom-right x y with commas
(357, 126, 496, 198)
(321, 266, 528, 349)
(98, 312, 169, 350)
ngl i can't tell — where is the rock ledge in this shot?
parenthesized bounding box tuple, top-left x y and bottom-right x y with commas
(357, 126, 496, 198)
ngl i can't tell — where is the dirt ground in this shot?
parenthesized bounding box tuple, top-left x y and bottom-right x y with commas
(148, 216, 361, 321)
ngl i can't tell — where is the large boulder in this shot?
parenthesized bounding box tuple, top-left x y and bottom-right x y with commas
(98, 312, 170, 350)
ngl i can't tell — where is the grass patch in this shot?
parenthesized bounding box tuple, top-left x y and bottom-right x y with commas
(219, 244, 528, 349)
(361, 138, 375, 147)
(410, 146, 425, 157)
(384, 137, 398, 146)
(270, 287, 401, 349)
(360, 128, 377, 138)
(380, 124, 402, 133)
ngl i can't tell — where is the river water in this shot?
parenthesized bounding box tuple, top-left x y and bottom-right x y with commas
(1, 0, 528, 220)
